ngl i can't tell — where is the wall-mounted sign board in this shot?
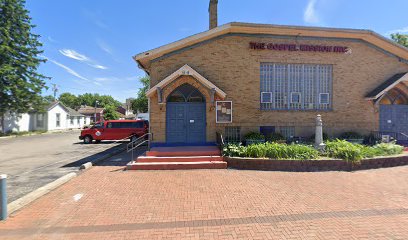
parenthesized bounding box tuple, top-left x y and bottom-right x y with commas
(216, 101, 232, 123)
(249, 42, 349, 53)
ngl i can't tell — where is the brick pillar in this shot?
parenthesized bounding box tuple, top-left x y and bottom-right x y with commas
(209, 0, 218, 30)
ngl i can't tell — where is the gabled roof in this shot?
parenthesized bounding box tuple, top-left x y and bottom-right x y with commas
(133, 22, 408, 72)
(47, 101, 69, 113)
(78, 106, 104, 115)
(66, 106, 84, 117)
(145, 64, 227, 98)
(365, 72, 408, 100)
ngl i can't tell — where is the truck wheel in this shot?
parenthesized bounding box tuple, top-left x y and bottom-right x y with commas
(84, 135, 93, 144)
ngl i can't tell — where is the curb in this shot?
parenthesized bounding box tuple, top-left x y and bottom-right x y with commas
(0, 129, 81, 139)
(79, 144, 127, 170)
(7, 172, 77, 215)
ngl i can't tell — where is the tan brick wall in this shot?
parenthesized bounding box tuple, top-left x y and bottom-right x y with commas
(147, 35, 408, 143)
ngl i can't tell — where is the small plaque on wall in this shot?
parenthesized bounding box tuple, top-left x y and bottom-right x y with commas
(216, 101, 232, 123)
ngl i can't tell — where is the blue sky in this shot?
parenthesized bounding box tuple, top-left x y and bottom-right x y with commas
(26, 0, 408, 102)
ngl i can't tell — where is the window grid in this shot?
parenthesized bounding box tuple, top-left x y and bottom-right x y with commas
(279, 126, 295, 140)
(224, 126, 241, 143)
(261, 63, 333, 110)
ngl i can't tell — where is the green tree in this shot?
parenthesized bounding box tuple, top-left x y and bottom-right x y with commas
(132, 76, 149, 113)
(103, 105, 119, 120)
(76, 93, 121, 109)
(391, 33, 408, 48)
(43, 95, 55, 103)
(0, 0, 48, 132)
(59, 92, 79, 109)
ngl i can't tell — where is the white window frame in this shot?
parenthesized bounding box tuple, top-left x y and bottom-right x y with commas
(319, 93, 330, 104)
(290, 92, 301, 104)
(216, 101, 233, 123)
(261, 92, 273, 103)
(56, 113, 61, 127)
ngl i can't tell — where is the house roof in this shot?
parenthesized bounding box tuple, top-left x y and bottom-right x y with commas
(145, 64, 227, 99)
(133, 22, 408, 72)
(66, 106, 84, 117)
(365, 72, 408, 99)
(78, 106, 104, 115)
(47, 101, 69, 113)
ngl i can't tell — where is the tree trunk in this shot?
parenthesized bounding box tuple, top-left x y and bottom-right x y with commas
(0, 113, 4, 134)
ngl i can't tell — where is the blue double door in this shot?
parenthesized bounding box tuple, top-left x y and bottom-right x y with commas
(380, 105, 408, 137)
(166, 102, 206, 143)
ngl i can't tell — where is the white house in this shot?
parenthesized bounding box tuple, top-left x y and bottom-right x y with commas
(2, 101, 91, 133)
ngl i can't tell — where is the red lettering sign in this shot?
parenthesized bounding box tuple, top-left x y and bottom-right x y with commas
(250, 42, 349, 53)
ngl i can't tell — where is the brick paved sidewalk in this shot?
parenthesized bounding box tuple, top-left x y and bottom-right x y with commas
(0, 165, 408, 239)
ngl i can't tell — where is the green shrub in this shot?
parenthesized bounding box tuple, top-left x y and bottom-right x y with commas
(265, 132, 285, 142)
(244, 132, 265, 141)
(222, 143, 247, 157)
(246, 143, 267, 158)
(339, 131, 363, 139)
(325, 139, 363, 161)
(325, 140, 404, 161)
(223, 142, 319, 160)
(371, 142, 404, 155)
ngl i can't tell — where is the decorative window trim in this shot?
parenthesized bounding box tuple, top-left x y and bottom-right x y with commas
(319, 93, 330, 104)
(261, 92, 273, 103)
(290, 92, 301, 104)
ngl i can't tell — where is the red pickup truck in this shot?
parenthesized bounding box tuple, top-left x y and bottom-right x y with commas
(79, 120, 149, 144)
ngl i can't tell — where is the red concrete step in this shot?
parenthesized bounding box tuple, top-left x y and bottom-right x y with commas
(126, 161, 227, 170)
(137, 155, 224, 163)
(146, 146, 220, 157)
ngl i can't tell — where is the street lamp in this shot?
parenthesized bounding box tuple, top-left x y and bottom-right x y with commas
(94, 100, 99, 123)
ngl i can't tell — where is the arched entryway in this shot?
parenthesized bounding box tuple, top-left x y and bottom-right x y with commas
(379, 88, 408, 136)
(166, 83, 206, 143)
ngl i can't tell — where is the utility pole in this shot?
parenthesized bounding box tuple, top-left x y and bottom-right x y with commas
(94, 100, 99, 123)
(52, 84, 58, 100)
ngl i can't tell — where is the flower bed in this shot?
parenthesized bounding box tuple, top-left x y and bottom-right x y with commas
(223, 140, 404, 162)
(225, 155, 408, 172)
(222, 140, 406, 171)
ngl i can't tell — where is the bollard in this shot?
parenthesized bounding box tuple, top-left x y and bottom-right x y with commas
(0, 174, 7, 220)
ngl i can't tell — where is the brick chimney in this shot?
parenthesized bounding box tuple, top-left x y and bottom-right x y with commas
(209, 0, 218, 30)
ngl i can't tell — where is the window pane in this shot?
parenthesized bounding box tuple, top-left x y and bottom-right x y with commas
(261, 92, 272, 103)
(260, 63, 332, 110)
(279, 126, 295, 140)
(225, 126, 241, 143)
(320, 93, 330, 104)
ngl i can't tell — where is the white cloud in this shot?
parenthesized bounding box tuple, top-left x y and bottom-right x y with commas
(97, 40, 113, 55)
(387, 26, 408, 35)
(94, 77, 119, 82)
(47, 36, 58, 43)
(47, 58, 90, 82)
(94, 75, 140, 83)
(304, 0, 320, 24)
(59, 49, 90, 61)
(91, 64, 108, 70)
(46, 56, 101, 87)
(59, 48, 108, 70)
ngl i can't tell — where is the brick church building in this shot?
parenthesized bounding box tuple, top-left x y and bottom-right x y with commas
(133, 0, 408, 146)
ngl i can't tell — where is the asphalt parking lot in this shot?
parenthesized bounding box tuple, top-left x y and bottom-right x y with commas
(0, 130, 126, 203)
